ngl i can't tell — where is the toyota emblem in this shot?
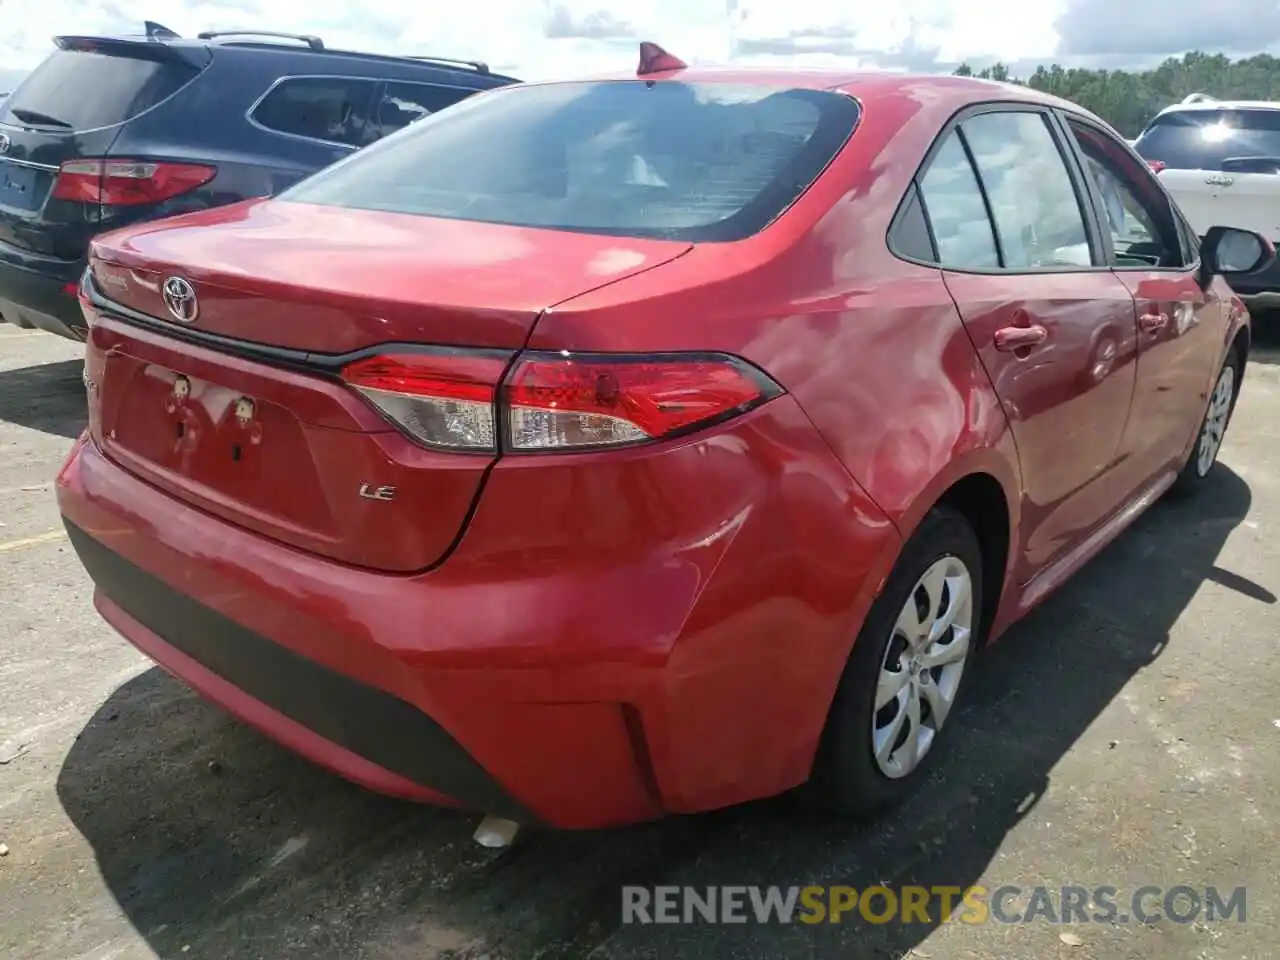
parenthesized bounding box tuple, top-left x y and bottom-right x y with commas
(161, 276, 198, 323)
(0, 134, 10, 155)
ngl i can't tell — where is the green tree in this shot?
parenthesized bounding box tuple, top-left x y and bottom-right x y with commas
(952, 51, 1280, 137)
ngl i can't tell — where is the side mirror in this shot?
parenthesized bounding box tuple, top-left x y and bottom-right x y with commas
(1198, 225, 1275, 289)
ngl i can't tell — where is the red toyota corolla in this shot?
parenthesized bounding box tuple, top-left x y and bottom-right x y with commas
(58, 48, 1272, 831)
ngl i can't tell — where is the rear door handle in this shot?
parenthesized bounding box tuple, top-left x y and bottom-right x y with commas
(994, 323, 1048, 352)
(1139, 312, 1169, 333)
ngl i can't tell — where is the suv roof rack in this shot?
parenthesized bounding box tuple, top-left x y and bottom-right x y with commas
(1181, 92, 1217, 104)
(402, 55, 490, 75)
(197, 30, 325, 51)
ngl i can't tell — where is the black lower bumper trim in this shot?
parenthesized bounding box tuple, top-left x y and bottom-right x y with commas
(64, 520, 532, 823)
(0, 257, 86, 340)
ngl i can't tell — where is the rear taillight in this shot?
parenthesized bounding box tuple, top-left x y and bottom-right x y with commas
(339, 350, 783, 453)
(51, 159, 216, 206)
(341, 350, 509, 451)
(505, 352, 780, 450)
(1146, 159, 1167, 173)
(76, 271, 98, 328)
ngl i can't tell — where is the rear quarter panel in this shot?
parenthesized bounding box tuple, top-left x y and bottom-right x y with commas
(535, 77, 1024, 558)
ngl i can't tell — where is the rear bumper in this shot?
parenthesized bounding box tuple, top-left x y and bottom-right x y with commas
(0, 246, 86, 340)
(57, 397, 900, 829)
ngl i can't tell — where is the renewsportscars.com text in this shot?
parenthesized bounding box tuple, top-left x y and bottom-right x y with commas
(621, 884, 1247, 925)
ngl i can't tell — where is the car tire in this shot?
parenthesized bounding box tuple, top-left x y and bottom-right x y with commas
(1168, 346, 1242, 498)
(813, 505, 984, 820)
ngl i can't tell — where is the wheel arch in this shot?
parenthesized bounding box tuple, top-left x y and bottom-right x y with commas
(934, 473, 1011, 645)
(889, 450, 1021, 647)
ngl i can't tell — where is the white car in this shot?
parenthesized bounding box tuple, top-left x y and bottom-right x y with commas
(1134, 93, 1280, 306)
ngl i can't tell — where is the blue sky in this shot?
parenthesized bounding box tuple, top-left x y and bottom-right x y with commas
(1, 0, 1277, 90)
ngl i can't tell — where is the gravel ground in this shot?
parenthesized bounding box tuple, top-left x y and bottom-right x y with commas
(1, 323, 1278, 960)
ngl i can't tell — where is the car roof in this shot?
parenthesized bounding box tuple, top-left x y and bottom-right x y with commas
(1156, 100, 1280, 115)
(60, 32, 520, 85)
(532, 66, 1102, 122)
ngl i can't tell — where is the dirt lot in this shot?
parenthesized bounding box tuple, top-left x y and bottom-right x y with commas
(1, 324, 1278, 960)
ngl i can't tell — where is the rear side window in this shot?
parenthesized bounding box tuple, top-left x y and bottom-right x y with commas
(0, 49, 201, 132)
(1136, 108, 1280, 171)
(918, 132, 999, 269)
(280, 80, 860, 242)
(960, 111, 1092, 269)
(252, 77, 379, 148)
(376, 81, 475, 136)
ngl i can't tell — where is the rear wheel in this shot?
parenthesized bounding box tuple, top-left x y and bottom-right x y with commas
(814, 506, 983, 819)
(1169, 347, 1241, 497)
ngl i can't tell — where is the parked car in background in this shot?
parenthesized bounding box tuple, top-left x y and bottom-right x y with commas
(0, 25, 518, 341)
(60, 49, 1271, 832)
(1134, 93, 1280, 307)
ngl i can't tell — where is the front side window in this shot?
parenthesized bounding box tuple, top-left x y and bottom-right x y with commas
(961, 111, 1093, 269)
(1067, 117, 1185, 268)
(280, 80, 861, 242)
(376, 81, 474, 137)
(252, 77, 378, 148)
(918, 131, 999, 269)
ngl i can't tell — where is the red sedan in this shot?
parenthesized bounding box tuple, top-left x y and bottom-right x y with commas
(58, 46, 1272, 831)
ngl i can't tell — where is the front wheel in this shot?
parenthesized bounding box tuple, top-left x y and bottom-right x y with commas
(1169, 347, 1241, 497)
(813, 506, 983, 819)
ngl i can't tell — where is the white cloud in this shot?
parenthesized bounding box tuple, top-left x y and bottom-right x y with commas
(0, 0, 1068, 82)
(4, 0, 1269, 86)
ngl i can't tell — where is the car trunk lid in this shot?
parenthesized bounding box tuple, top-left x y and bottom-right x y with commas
(83, 201, 691, 571)
(89, 198, 692, 352)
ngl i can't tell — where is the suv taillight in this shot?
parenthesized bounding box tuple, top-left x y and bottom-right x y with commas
(340, 349, 784, 453)
(51, 159, 217, 206)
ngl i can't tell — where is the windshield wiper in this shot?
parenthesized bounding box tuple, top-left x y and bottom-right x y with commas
(7, 108, 72, 129)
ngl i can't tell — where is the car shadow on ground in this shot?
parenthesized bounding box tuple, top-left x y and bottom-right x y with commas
(55, 466, 1263, 960)
(0, 358, 86, 439)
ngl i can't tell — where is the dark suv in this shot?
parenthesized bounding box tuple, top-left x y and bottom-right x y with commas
(0, 26, 518, 341)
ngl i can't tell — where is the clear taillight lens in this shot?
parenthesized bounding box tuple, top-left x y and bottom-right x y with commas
(340, 350, 510, 451)
(340, 349, 783, 453)
(505, 352, 783, 451)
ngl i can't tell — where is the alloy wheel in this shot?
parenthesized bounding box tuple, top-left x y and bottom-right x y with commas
(1196, 364, 1236, 477)
(872, 555, 974, 780)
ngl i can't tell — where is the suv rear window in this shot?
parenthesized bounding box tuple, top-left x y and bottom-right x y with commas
(1135, 108, 1280, 171)
(280, 81, 860, 242)
(0, 49, 201, 132)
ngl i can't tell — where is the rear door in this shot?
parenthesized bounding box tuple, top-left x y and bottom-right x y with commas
(1135, 107, 1280, 239)
(919, 106, 1141, 581)
(1066, 113, 1227, 478)
(0, 38, 210, 259)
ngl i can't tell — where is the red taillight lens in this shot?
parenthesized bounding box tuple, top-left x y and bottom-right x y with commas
(51, 159, 217, 206)
(340, 350, 510, 451)
(1147, 159, 1167, 173)
(341, 350, 784, 453)
(504, 352, 782, 451)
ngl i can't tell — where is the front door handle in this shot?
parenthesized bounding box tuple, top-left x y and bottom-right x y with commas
(994, 323, 1048, 352)
(1139, 311, 1169, 333)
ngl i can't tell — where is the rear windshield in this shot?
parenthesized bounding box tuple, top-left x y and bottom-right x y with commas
(1135, 108, 1280, 171)
(0, 49, 201, 132)
(280, 80, 860, 242)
